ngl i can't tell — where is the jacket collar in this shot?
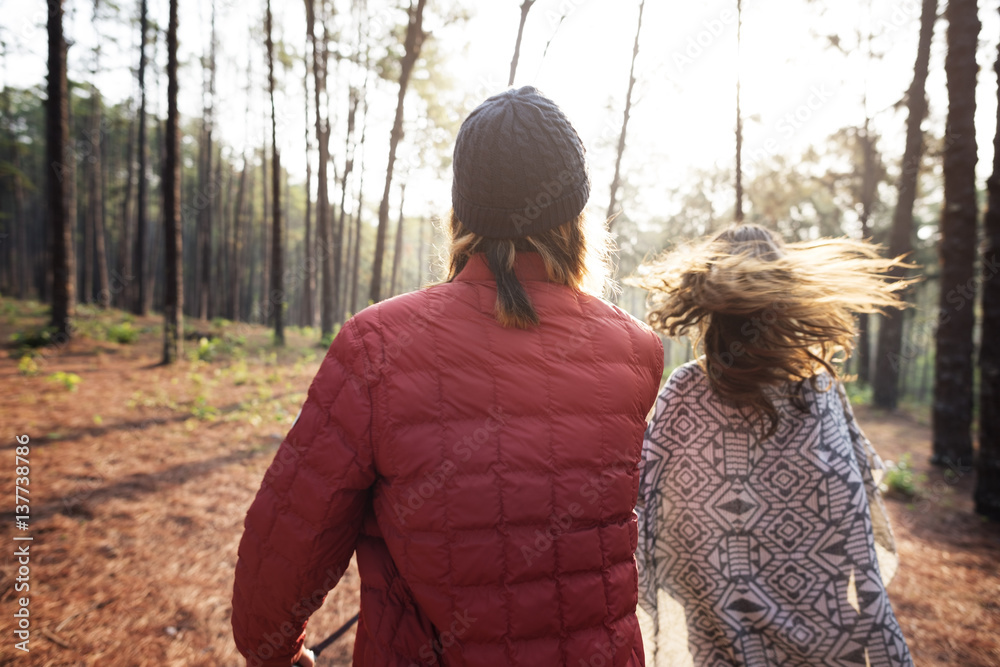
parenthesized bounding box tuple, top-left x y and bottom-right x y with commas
(453, 252, 551, 283)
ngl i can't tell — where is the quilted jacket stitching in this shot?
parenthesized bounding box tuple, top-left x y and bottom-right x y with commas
(541, 290, 568, 663)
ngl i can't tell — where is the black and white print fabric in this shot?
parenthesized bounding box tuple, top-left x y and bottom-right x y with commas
(636, 361, 913, 667)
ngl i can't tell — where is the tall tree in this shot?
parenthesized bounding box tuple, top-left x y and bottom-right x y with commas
(230, 57, 253, 322)
(606, 0, 645, 231)
(370, 0, 427, 304)
(301, 15, 314, 327)
(89, 77, 111, 307)
(855, 115, 878, 384)
(47, 0, 76, 338)
(933, 0, 980, 467)
(12, 127, 28, 299)
(266, 0, 284, 346)
(508, 0, 536, 86)
(975, 15, 1000, 521)
(349, 78, 370, 318)
(389, 182, 406, 296)
(335, 89, 359, 322)
(197, 1, 217, 320)
(309, 0, 335, 336)
(873, 0, 937, 408)
(735, 0, 744, 222)
(349, 11, 371, 318)
(134, 0, 150, 315)
(118, 104, 136, 309)
(89, 1, 111, 308)
(260, 116, 270, 321)
(162, 0, 182, 363)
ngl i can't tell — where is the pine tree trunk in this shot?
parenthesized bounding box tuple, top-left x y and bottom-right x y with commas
(390, 183, 406, 296)
(349, 34, 371, 318)
(230, 161, 247, 321)
(335, 90, 359, 322)
(606, 0, 645, 232)
(933, 0, 980, 468)
(302, 30, 314, 328)
(874, 0, 937, 408)
(735, 0, 744, 223)
(856, 116, 878, 385)
(134, 0, 149, 315)
(118, 108, 135, 309)
(260, 142, 270, 323)
(47, 0, 76, 339)
(162, 0, 182, 363)
(0, 90, 10, 295)
(975, 13, 1000, 520)
(90, 85, 111, 307)
(309, 0, 335, 336)
(416, 214, 426, 287)
(13, 145, 28, 299)
(197, 3, 216, 320)
(83, 154, 94, 304)
(266, 0, 284, 346)
(371, 0, 427, 304)
(508, 0, 535, 87)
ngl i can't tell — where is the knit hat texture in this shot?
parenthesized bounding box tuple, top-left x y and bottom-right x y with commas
(452, 86, 590, 240)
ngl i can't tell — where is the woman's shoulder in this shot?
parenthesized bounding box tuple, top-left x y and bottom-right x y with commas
(665, 359, 708, 387)
(658, 360, 711, 403)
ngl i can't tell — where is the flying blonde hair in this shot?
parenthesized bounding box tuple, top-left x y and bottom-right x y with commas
(633, 224, 912, 437)
(444, 210, 616, 329)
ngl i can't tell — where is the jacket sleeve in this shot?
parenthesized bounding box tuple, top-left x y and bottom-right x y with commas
(232, 318, 377, 666)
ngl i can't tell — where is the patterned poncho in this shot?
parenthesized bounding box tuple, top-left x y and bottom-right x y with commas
(636, 361, 913, 667)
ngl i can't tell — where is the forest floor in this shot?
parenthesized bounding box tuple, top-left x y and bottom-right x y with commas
(0, 297, 997, 666)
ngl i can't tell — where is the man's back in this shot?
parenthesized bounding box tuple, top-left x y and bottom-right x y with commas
(233, 253, 662, 667)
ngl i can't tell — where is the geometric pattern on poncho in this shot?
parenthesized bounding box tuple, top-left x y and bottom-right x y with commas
(636, 361, 914, 667)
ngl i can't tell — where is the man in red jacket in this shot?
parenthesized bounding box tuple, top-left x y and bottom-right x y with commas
(232, 86, 663, 667)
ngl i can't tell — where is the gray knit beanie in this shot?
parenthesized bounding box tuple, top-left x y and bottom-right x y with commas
(452, 86, 590, 240)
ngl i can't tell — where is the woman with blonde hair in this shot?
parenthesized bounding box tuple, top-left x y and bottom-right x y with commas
(232, 87, 663, 667)
(633, 224, 914, 666)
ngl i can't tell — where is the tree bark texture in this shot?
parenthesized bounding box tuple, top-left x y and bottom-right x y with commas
(933, 0, 980, 467)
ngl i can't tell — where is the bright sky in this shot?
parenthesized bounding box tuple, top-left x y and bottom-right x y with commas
(1, 0, 998, 228)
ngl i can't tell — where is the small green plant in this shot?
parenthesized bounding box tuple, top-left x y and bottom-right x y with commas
(18, 356, 40, 377)
(229, 359, 250, 386)
(223, 331, 246, 347)
(48, 371, 82, 392)
(190, 395, 218, 421)
(107, 322, 139, 344)
(191, 337, 221, 362)
(881, 454, 924, 499)
(10, 327, 56, 349)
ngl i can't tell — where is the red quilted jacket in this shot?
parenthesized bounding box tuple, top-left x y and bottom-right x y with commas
(232, 253, 663, 666)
